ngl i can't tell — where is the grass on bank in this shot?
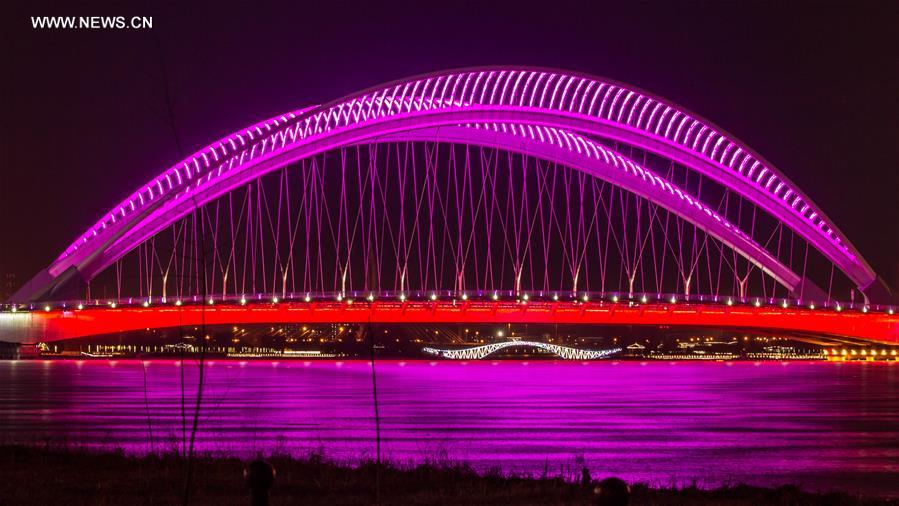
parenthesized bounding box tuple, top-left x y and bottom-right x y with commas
(0, 444, 893, 505)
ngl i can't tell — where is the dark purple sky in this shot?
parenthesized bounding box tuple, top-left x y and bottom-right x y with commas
(2, 0, 897, 291)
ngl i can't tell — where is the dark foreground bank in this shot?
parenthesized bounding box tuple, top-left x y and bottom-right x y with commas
(0, 445, 893, 505)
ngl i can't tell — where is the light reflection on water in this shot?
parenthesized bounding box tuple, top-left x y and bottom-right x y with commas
(1, 359, 897, 495)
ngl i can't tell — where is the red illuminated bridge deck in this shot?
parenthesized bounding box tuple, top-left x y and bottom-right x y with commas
(2, 298, 897, 345)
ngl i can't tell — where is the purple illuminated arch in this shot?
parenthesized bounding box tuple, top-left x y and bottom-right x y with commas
(12, 68, 888, 303)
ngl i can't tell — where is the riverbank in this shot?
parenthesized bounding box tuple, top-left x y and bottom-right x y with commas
(0, 445, 892, 505)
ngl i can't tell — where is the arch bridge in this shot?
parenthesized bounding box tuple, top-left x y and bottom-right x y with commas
(4, 67, 896, 345)
(423, 340, 621, 360)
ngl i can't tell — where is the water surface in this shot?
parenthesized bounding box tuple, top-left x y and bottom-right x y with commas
(1, 359, 897, 496)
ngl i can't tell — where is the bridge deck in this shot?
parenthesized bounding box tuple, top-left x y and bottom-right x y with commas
(2, 301, 897, 345)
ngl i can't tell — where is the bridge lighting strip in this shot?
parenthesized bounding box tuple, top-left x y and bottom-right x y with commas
(3, 292, 896, 316)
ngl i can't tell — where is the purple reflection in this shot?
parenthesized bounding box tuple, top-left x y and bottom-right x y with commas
(1, 360, 897, 496)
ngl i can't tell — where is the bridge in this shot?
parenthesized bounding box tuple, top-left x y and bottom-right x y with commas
(2, 67, 896, 346)
(423, 340, 621, 360)
(3, 296, 896, 346)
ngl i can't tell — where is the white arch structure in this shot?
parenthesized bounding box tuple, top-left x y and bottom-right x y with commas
(12, 68, 892, 304)
(423, 341, 622, 360)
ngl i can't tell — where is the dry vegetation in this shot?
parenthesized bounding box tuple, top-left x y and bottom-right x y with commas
(0, 445, 893, 505)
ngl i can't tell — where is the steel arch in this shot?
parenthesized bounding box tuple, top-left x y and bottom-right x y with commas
(12, 68, 885, 302)
(422, 341, 621, 360)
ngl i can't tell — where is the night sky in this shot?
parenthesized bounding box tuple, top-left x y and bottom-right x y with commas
(2, 0, 897, 292)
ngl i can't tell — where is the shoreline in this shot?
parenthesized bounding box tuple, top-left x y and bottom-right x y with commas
(1, 444, 893, 505)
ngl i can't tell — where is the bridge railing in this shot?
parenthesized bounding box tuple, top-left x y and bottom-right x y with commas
(3, 289, 894, 316)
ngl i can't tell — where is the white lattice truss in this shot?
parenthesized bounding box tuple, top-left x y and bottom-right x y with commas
(423, 341, 622, 360)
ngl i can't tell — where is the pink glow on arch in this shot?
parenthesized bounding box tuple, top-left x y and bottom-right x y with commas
(46, 68, 874, 298)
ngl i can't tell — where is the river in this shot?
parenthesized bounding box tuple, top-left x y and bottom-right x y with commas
(1, 359, 896, 496)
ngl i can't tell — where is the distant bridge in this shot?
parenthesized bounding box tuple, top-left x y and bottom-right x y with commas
(423, 340, 621, 360)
